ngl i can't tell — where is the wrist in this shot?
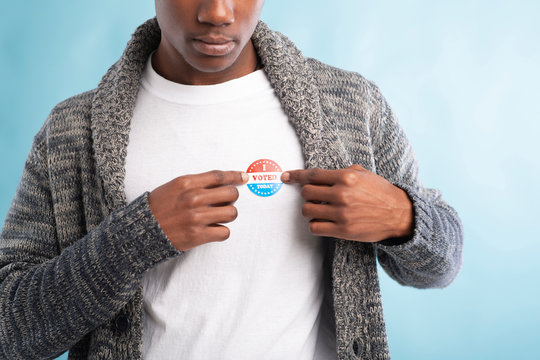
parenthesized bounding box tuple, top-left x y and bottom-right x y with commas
(392, 188, 415, 239)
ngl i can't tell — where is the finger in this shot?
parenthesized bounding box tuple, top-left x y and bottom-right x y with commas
(204, 224, 231, 242)
(184, 170, 248, 189)
(184, 185, 239, 207)
(308, 221, 340, 238)
(302, 203, 337, 222)
(348, 164, 367, 172)
(196, 205, 239, 225)
(282, 168, 342, 186)
(300, 184, 335, 203)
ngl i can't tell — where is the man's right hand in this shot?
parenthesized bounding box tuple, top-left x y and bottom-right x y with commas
(147, 170, 248, 252)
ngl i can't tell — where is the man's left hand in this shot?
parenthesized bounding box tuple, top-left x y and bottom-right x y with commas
(281, 165, 414, 243)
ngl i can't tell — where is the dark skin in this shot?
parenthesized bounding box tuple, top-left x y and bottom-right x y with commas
(153, 0, 264, 85)
(149, 170, 248, 251)
(281, 165, 414, 242)
(148, 0, 414, 252)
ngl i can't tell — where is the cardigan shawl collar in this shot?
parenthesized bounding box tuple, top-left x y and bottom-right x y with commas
(90, 17, 349, 213)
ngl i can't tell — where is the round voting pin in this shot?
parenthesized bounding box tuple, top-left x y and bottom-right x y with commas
(246, 159, 283, 197)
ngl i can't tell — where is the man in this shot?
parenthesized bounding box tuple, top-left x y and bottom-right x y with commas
(0, 0, 463, 359)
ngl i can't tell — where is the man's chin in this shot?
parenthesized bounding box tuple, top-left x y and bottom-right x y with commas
(183, 57, 253, 85)
(189, 56, 238, 74)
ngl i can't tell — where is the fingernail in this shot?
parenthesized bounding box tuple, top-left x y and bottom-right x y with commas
(281, 172, 290, 183)
(241, 172, 249, 182)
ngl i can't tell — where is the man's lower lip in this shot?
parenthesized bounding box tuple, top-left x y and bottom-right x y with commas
(193, 40, 235, 56)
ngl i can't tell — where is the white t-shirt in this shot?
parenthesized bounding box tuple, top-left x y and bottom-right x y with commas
(124, 53, 337, 359)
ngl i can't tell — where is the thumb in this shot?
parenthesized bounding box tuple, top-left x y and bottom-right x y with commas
(348, 164, 367, 172)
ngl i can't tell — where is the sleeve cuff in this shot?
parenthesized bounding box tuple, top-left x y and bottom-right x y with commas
(374, 182, 434, 261)
(102, 191, 183, 277)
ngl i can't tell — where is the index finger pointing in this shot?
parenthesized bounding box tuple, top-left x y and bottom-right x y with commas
(189, 170, 248, 189)
(281, 168, 341, 186)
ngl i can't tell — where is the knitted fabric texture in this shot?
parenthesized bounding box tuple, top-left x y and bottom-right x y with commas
(0, 18, 463, 360)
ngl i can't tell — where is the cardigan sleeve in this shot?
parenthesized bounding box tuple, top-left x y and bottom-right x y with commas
(0, 137, 182, 359)
(369, 83, 463, 289)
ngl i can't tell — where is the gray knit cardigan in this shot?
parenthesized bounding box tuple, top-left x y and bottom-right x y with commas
(0, 18, 463, 360)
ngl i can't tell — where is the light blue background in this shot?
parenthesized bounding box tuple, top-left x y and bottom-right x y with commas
(1, 1, 538, 359)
